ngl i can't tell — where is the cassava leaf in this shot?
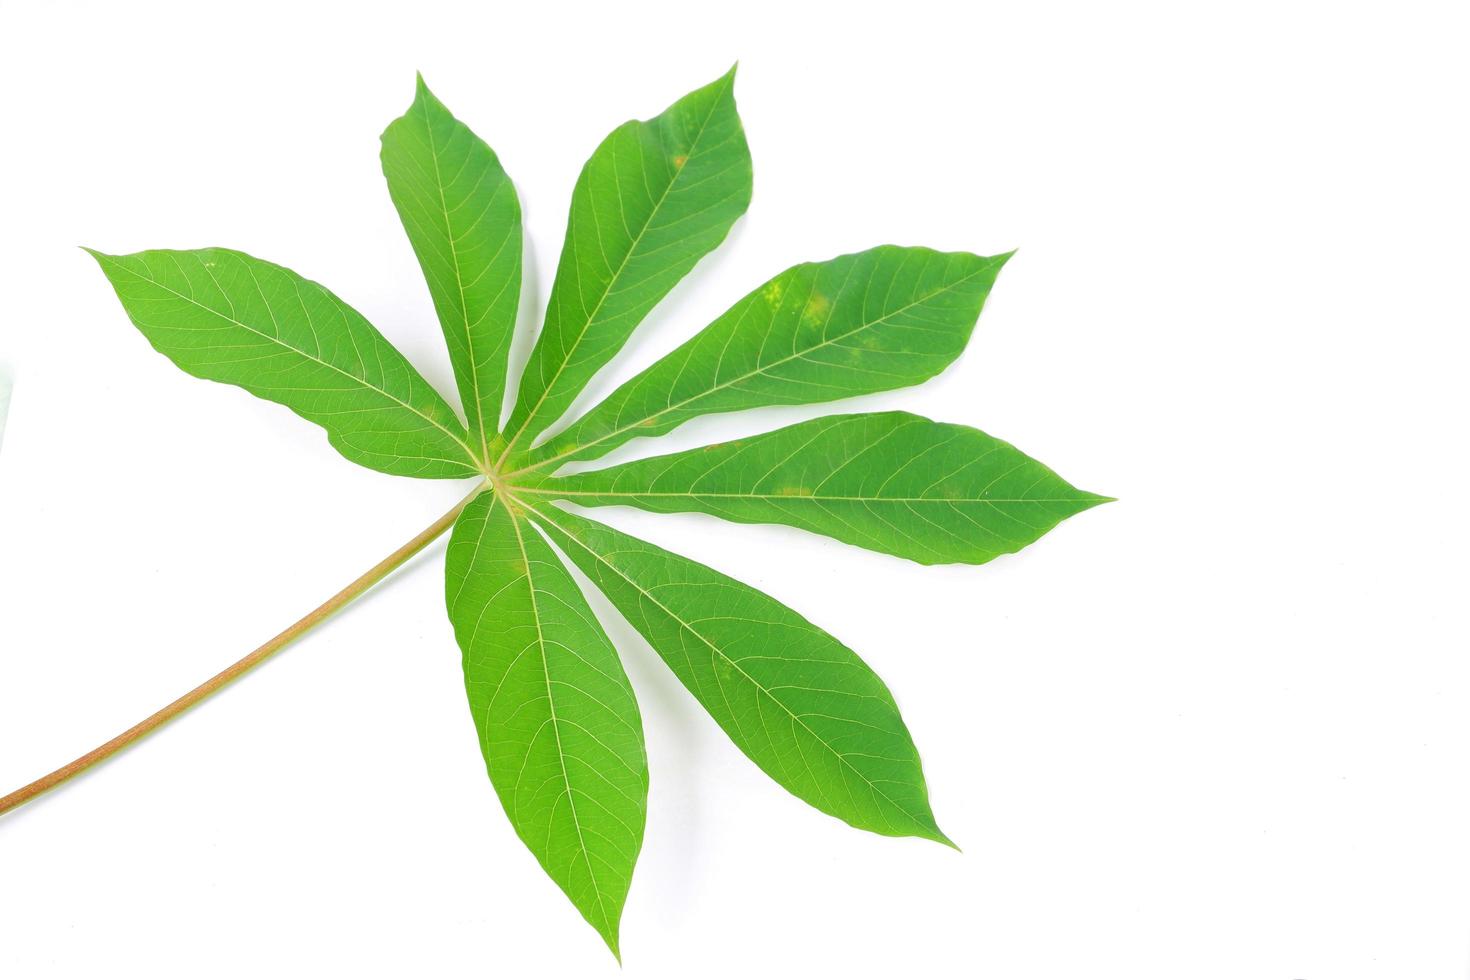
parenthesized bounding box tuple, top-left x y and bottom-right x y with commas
(77, 67, 1111, 962)
(381, 75, 522, 456)
(524, 412, 1109, 565)
(88, 247, 479, 478)
(501, 65, 752, 455)
(445, 490, 647, 957)
(527, 501, 949, 843)
(522, 246, 1012, 471)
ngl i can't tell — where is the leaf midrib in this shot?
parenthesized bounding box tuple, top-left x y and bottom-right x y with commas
(505, 502, 613, 939)
(523, 488, 1086, 504)
(420, 97, 492, 461)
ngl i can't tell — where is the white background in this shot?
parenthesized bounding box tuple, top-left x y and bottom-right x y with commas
(1, 1, 1466, 976)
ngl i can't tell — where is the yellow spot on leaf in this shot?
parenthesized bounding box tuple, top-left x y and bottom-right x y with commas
(776, 486, 812, 497)
(802, 293, 831, 325)
(673, 154, 688, 168)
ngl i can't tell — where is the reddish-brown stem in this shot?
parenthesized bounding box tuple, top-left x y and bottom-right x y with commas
(0, 485, 486, 818)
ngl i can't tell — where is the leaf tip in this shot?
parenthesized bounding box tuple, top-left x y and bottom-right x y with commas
(411, 72, 444, 112)
(408, 71, 446, 115)
(80, 246, 112, 269)
(913, 813, 959, 850)
(599, 926, 624, 964)
(704, 61, 739, 99)
(383, 73, 437, 146)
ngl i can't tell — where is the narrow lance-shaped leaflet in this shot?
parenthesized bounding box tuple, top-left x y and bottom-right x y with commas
(501, 65, 752, 457)
(528, 500, 950, 843)
(524, 411, 1110, 565)
(88, 247, 479, 478)
(381, 75, 523, 457)
(445, 490, 647, 957)
(520, 246, 1011, 471)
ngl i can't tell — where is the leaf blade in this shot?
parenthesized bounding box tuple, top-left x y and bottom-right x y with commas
(445, 491, 647, 956)
(381, 75, 522, 454)
(502, 66, 752, 455)
(529, 501, 949, 843)
(526, 412, 1109, 565)
(525, 246, 1011, 470)
(88, 247, 478, 478)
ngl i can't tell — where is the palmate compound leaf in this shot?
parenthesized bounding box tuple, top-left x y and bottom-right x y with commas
(520, 412, 1111, 566)
(88, 247, 480, 478)
(86, 66, 1109, 961)
(524, 500, 950, 844)
(445, 490, 648, 958)
(517, 246, 1013, 472)
(499, 65, 752, 458)
(380, 75, 522, 459)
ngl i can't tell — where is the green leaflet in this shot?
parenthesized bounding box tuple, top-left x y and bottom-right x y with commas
(381, 76, 522, 457)
(523, 246, 1012, 471)
(88, 247, 478, 478)
(445, 490, 647, 957)
(527, 412, 1110, 565)
(501, 66, 752, 456)
(528, 502, 949, 843)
